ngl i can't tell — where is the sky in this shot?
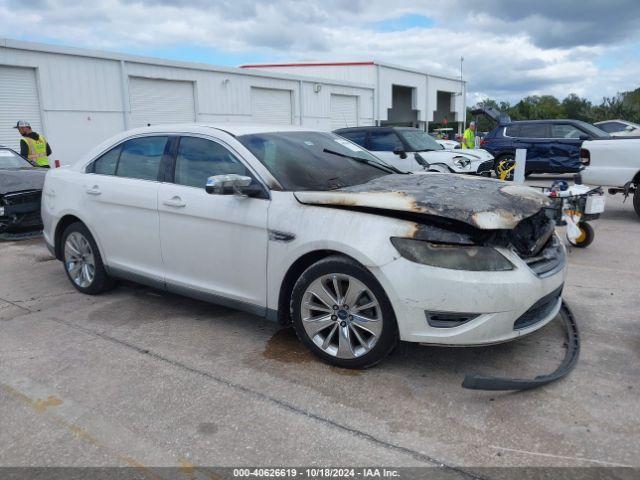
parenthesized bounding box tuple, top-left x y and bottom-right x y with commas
(2, 0, 639, 106)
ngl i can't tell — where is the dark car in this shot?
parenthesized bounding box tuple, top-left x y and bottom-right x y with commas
(0, 146, 47, 234)
(481, 119, 611, 175)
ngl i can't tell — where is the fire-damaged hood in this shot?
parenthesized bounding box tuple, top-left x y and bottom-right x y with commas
(294, 173, 550, 230)
(0, 168, 46, 195)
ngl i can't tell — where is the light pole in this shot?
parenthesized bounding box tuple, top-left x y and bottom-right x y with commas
(460, 56, 465, 135)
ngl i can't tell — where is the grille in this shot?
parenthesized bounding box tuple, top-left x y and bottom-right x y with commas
(514, 286, 563, 330)
(477, 159, 494, 173)
(519, 235, 565, 277)
(2, 190, 42, 206)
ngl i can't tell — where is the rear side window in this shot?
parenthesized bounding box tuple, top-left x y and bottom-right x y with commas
(368, 131, 403, 151)
(116, 136, 168, 181)
(337, 130, 368, 147)
(551, 124, 584, 139)
(597, 121, 626, 133)
(91, 146, 121, 175)
(517, 123, 549, 138)
(504, 125, 520, 137)
(174, 136, 249, 188)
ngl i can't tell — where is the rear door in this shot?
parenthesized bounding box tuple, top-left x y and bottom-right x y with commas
(158, 134, 270, 311)
(514, 123, 551, 173)
(83, 135, 168, 284)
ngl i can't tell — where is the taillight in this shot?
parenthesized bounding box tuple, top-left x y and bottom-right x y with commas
(580, 148, 590, 166)
(54, 159, 61, 168)
(480, 139, 488, 147)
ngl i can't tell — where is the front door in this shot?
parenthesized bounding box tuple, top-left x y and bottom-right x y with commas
(549, 123, 585, 172)
(158, 135, 270, 312)
(367, 130, 417, 172)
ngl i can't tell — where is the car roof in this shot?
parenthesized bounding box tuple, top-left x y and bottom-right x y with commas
(506, 119, 585, 125)
(334, 126, 420, 132)
(594, 119, 639, 125)
(123, 123, 327, 137)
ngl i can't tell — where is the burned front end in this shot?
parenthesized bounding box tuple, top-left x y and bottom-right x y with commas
(295, 173, 576, 390)
(0, 189, 44, 233)
(295, 173, 568, 337)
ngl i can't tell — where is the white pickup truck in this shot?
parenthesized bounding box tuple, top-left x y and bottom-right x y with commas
(580, 138, 640, 217)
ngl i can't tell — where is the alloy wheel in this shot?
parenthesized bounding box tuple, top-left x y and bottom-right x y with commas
(301, 274, 383, 359)
(64, 232, 96, 288)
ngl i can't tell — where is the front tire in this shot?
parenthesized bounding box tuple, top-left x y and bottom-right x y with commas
(633, 190, 640, 219)
(62, 222, 116, 294)
(290, 256, 399, 369)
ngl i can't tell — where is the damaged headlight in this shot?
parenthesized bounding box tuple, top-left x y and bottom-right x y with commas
(453, 157, 471, 170)
(390, 238, 514, 271)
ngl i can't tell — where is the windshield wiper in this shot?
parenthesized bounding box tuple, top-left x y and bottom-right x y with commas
(322, 149, 401, 173)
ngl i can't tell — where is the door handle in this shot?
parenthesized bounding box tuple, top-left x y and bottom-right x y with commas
(86, 185, 101, 196)
(163, 196, 186, 208)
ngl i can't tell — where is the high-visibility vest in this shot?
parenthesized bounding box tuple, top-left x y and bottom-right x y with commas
(21, 134, 49, 167)
(462, 128, 475, 149)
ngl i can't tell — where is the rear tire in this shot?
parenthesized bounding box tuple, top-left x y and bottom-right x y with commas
(633, 190, 640, 219)
(61, 222, 116, 295)
(290, 255, 399, 369)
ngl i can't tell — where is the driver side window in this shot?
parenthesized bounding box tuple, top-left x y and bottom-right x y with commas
(174, 136, 250, 188)
(368, 131, 403, 151)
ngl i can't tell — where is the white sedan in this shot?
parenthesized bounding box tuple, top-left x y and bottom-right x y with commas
(432, 137, 461, 150)
(594, 119, 640, 137)
(334, 126, 494, 175)
(42, 124, 566, 368)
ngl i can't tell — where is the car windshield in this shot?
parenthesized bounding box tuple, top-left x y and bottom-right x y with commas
(0, 149, 32, 169)
(397, 128, 443, 151)
(238, 131, 399, 191)
(576, 121, 611, 139)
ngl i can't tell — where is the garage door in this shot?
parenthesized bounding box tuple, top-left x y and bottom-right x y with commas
(129, 77, 196, 128)
(0, 66, 44, 151)
(251, 88, 292, 125)
(330, 94, 358, 130)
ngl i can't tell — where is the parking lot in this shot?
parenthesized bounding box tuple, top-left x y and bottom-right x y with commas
(0, 177, 638, 475)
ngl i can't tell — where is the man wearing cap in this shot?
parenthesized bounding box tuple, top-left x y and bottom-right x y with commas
(14, 121, 51, 167)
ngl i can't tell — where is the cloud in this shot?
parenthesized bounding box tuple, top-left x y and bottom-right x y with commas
(1, 0, 638, 103)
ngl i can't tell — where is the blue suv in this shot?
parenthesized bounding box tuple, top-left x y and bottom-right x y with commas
(481, 119, 611, 175)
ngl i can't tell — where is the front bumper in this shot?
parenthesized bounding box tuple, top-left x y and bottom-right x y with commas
(0, 190, 43, 233)
(377, 244, 566, 345)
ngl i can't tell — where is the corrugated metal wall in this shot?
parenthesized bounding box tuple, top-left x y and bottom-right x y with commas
(248, 63, 466, 126)
(0, 41, 375, 165)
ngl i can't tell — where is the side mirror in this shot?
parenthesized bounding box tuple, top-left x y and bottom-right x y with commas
(625, 125, 635, 132)
(393, 147, 407, 159)
(578, 135, 589, 141)
(205, 174, 258, 196)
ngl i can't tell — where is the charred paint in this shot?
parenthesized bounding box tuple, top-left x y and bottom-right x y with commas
(295, 174, 550, 230)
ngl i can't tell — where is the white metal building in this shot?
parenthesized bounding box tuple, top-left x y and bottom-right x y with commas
(0, 39, 375, 164)
(0, 39, 465, 165)
(241, 61, 466, 132)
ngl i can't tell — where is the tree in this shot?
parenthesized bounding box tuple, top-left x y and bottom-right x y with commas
(467, 87, 640, 130)
(561, 94, 594, 122)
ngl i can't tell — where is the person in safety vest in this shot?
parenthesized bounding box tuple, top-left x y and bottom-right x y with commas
(461, 121, 476, 149)
(14, 120, 51, 167)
